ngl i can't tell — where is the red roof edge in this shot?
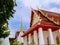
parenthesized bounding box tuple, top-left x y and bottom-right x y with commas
(21, 22, 60, 37)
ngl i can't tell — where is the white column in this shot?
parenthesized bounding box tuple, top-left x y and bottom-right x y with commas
(24, 36, 27, 45)
(38, 28, 45, 45)
(34, 30, 38, 45)
(58, 29, 60, 44)
(48, 28, 55, 44)
(59, 29, 60, 35)
(28, 34, 32, 44)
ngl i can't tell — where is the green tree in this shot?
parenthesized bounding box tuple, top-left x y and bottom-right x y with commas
(0, 0, 16, 38)
(29, 41, 35, 45)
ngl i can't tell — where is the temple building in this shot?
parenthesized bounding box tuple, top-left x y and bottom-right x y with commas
(15, 19, 24, 44)
(15, 8, 60, 45)
(22, 8, 60, 45)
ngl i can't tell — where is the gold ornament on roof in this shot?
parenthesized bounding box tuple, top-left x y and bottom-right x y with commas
(51, 16, 54, 21)
(38, 8, 59, 25)
(56, 20, 59, 25)
(45, 14, 48, 17)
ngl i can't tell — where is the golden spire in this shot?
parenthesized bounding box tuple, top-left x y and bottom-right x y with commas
(20, 17, 23, 32)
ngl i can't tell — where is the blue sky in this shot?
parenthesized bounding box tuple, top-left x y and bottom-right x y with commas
(9, 0, 60, 37)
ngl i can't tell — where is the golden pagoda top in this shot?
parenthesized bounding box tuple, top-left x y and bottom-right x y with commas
(20, 17, 23, 32)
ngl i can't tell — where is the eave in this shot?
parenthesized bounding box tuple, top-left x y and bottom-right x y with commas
(22, 22, 60, 37)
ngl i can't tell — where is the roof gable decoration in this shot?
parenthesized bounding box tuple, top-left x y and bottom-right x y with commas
(32, 9, 41, 26)
(30, 8, 60, 27)
(38, 9, 60, 25)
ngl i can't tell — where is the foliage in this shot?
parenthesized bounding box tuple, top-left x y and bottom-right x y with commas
(56, 36, 59, 44)
(0, 0, 16, 38)
(12, 41, 18, 45)
(18, 42, 23, 45)
(28, 41, 36, 45)
(9, 38, 17, 45)
(0, 23, 10, 38)
(9, 38, 23, 45)
(9, 38, 15, 43)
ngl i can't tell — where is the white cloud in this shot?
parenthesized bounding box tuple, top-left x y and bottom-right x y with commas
(19, 0, 60, 13)
(40, 0, 60, 5)
(40, 0, 60, 13)
(48, 7, 60, 13)
(20, 0, 41, 9)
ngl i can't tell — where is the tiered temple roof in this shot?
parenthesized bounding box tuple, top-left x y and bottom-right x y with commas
(30, 9, 60, 27)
